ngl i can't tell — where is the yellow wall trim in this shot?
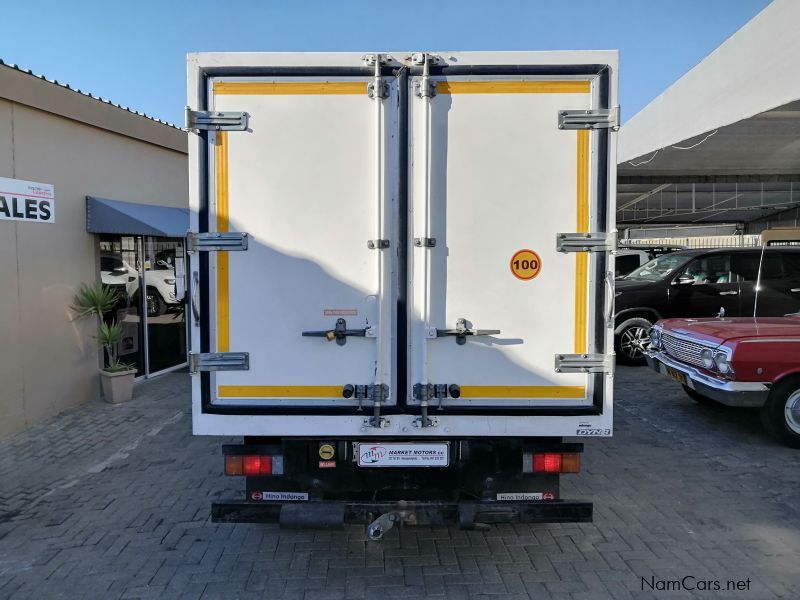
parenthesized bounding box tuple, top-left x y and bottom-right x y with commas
(214, 81, 365, 95)
(460, 386, 586, 399)
(437, 80, 590, 94)
(219, 386, 345, 398)
(574, 129, 590, 354)
(215, 132, 230, 352)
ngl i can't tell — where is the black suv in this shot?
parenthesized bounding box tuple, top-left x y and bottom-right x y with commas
(614, 247, 800, 364)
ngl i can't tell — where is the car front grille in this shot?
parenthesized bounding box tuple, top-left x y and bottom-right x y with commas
(661, 332, 707, 368)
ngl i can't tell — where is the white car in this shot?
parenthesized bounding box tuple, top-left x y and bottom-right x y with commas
(100, 253, 180, 317)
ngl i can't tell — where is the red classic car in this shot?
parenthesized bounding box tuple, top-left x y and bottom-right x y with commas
(646, 315, 800, 447)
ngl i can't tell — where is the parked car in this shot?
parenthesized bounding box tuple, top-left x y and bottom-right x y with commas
(615, 244, 684, 279)
(646, 315, 800, 447)
(614, 247, 800, 364)
(100, 252, 179, 317)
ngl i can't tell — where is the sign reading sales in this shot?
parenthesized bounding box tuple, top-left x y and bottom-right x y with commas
(0, 177, 55, 223)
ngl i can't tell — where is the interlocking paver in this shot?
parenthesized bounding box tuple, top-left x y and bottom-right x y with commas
(1, 367, 799, 599)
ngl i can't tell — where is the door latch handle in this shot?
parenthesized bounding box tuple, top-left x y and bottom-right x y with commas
(302, 318, 367, 346)
(436, 318, 500, 345)
(719, 291, 738, 296)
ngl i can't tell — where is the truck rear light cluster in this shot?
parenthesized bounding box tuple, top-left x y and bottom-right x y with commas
(523, 452, 581, 473)
(225, 455, 284, 476)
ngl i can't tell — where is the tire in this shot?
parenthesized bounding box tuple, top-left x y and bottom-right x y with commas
(682, 384, 719, 407)
(145, 287, 165, 318)
(615, 318, 652, 366)
(760, 377, 800, 448)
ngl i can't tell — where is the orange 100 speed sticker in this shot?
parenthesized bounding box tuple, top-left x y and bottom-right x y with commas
(510, 249, 542, 280)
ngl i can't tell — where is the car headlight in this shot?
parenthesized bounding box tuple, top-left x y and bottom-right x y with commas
(649, 328, 661, 349)
(714, 352, 732, 374)
(164, 278, 176, 285)
(700, 349, 714, 369)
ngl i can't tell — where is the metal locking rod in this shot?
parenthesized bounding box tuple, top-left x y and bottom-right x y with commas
(302, 318, 368, 346)
(436, 318, 500, 345)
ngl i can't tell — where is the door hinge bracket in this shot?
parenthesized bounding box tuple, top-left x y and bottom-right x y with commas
(558, 107, 620, 131)
(190, 352, 249, 373)
(414, 237, 436, 248)
(367, 81, 390, 99)
(345, 383, 389, 401)
(413, 383, 461, 401)
(185, 108, 249, 132)
(556, 232, 616, 253)
(412, 416, 439, 428)
(554, 353, 613, 374)
(187, 232, 249, 253)
(367, 239, 390, 250)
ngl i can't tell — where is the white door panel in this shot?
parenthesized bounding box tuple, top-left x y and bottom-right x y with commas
(409, 78, 596, 407)
(209, 79, 397, 406)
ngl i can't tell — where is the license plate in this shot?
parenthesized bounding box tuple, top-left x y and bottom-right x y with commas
(665, 366, 688, 385)
(356, 442, 449, 467)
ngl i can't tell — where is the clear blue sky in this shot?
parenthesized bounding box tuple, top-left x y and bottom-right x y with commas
(1, 0, 772, 126)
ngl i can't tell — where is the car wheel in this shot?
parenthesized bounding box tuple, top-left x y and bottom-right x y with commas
(681, 384, 719, 407)
(146, 287, 165, 318)
(760, 377, 800, 448)
(615, 318, 651, 366)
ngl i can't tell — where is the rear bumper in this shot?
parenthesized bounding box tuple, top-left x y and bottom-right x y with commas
(646, 351, 769, 407)
(212, 500, 592, 528)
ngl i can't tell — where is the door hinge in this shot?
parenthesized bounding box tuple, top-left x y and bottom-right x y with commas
(554, 353, 613, 374)
(186, 232, 249, 253)
(190, 352, 249, 373)
(367, 239, 390, 250)
(556, 232, 616, 253)
(185, 108, 249, 132)
(413, 237, 436, 248)
(558, 107, 619, 131)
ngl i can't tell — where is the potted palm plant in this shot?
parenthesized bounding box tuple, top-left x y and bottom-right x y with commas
(73, 282, 137, 403)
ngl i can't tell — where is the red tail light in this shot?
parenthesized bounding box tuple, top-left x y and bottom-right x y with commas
(226, 454, 284, 476)
(526, 452, 581, 474)
(534, 453, 562, 473)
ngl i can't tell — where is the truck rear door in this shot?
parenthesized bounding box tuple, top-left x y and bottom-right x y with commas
(408, 60, 612, 412)
(196, 72, 398, 409)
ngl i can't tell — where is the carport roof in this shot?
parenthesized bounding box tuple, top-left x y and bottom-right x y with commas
(86, 196, 188, 238)
(617, 0, 800, 225)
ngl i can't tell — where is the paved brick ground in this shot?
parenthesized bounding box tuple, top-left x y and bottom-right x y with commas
(0, 367, 798, 599)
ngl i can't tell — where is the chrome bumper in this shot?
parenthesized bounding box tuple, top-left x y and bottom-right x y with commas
(646, 350, 769, 408)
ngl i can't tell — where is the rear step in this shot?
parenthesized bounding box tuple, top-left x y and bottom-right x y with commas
(211, 499, 593, 533)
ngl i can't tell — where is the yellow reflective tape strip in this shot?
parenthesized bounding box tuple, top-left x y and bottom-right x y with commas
(437, 80, 590, 94)
(574, 130, 590, 354)
(460, 386, 586, 399)
(213, 81, 365, 95)
(218, 386, 344, 398)
(215, 132, 230, 352)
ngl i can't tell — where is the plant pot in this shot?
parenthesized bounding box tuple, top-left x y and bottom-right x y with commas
(100, 368, 136, 404)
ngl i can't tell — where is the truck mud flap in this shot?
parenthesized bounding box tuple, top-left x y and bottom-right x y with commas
(211, 500, 592, 528)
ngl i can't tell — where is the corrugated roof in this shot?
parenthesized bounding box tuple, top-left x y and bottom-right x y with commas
(0, 58, 182, 131)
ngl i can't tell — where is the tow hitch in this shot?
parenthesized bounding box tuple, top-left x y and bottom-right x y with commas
(366, 511, 400, 540)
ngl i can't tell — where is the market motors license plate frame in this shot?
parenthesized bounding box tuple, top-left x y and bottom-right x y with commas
(356, 442, 450, 467)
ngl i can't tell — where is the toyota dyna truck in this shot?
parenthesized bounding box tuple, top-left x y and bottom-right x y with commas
(186, 51, 618, 537)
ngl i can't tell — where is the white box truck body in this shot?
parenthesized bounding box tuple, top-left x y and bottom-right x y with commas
(187, 51, 617, 534)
